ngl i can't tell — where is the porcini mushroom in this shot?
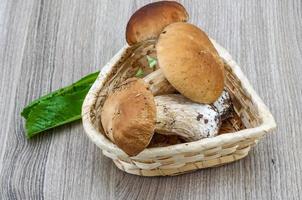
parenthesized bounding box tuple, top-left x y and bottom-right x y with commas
(101, 78, 156, 156)
(156, 22, 225, 104)
(126, 1, 189, 45)
(155, 94, 221, 141)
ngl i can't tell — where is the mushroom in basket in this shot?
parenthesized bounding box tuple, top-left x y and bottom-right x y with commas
(100, 1, 232, 156)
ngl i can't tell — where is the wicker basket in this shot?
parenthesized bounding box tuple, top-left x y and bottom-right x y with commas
(82, 39, 276, 176)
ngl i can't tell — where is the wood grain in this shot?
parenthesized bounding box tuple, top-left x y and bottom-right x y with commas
(0, 0, 301, 199)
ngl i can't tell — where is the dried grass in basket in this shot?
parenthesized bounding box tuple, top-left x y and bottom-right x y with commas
(82, 39, 276, 176)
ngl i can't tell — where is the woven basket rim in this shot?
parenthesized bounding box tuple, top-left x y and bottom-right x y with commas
(81, 39, 276, 159)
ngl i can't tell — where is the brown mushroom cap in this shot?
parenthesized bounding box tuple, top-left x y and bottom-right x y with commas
(126, 1, 188, 45)
(101, 78, 156, 156)
(156, 22, 225, 104)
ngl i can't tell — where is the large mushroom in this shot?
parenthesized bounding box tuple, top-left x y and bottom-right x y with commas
(156, 22, 225, 104)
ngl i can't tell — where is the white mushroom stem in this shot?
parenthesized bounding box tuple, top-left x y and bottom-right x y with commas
(213, 89, 233, 120)
(143, 70, 233, 120)
(154, 94, 221, 141)
(143, 69, 176, 95)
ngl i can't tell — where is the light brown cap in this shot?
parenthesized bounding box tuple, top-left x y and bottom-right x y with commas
(156, 22, 225, 104)
(126, 1, 189, 45)
(101, 78, 156, 156)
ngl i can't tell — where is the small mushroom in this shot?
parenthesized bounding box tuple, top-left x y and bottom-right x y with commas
(155, 94, 221, 141)
(156, 22, 225, 104)
(101, 78, 156, 156)
(126, 1, 189, 45)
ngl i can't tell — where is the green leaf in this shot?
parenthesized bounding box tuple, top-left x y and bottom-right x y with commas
(146, 55, 157, 69)
(135, 68, 144, 78)
(21, 71, 99, 118)
(21, 71, 99, 138)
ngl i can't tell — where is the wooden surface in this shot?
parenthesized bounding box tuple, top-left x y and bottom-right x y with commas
(0, 0, 301, 199)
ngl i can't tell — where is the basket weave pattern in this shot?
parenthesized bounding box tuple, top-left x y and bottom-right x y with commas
(82, 40, 276, 176)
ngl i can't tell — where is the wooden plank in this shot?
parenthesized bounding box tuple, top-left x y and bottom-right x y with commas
(0, 0, 301, 199)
